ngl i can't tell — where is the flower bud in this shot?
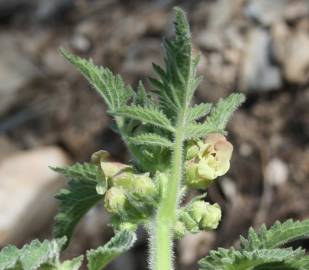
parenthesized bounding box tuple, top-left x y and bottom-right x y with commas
(189, 201, 208, 223)
(174, 221, 186, 239)
(177, 200, 222, 235)
(112, 171, 157, 199)
(104, 187, 127, 214)
(189, 201, 222, 230)
(179, 211, 199, 233)
(111, 170, 135, 189)
(200, 203, 221, 230)
(185, 133, 233, 189)
(186, 141, 199, 160)
(134, 174, 156, 197)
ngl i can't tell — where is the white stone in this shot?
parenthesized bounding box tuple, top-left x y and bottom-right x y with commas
(240, 28, 282, 91)
(71, 34, 91, 52)
(283, 31, 309, 83)
(265, 158, 289, 186)
(0, 147, 69, 244)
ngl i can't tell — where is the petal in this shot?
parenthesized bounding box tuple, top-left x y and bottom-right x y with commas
(198, 158, 217, 180)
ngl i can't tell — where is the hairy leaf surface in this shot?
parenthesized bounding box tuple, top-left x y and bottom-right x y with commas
(205, 93, 245, 131)
(199, 220, 309, 270)
(61, 49, 133, 111)
(87, 230, 136, 270)
(240, 219, 309, 251)
(114, 105, 174, 132)
(187, 103, 212, 122)
(130, 133, 173, 149)
(52, 163, 105, 247)
(0, 238, 81, 270)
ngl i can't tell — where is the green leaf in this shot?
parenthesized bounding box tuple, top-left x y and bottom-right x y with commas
(0, 245, 20, 270)
(52, 163, 105, 247)
(87, 230, 136, 270)
(205, 93, 245, 131)
(114, 105, 175, 132)
(130, 133, 173, 149)
(184, 123, 224, 140)
(187, 103, 212, 122)
(60, 49, 133, 111)
(292, 256, 309, 270)
(199, 219, 309, 270)
(57, 256, 84, 270)
(151, 7, 201, 117)
(51, 163, 105, 184)
(134, 81, 155, 107)
(199, 248, 304, 270)
(0, 238, 70, 270)
(240, 219, 309, 251)
(21, 238, 65, 270)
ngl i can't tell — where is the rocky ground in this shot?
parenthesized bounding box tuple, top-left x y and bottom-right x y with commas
(0, 0, 308, 270)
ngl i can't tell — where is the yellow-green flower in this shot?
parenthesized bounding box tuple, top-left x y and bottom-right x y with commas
(185, 133, 233, 189)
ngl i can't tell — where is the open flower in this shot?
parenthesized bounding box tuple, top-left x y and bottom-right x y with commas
(185, 133, 233, 189)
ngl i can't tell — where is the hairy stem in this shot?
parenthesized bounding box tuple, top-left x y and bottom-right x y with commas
(152, 114, 186, 270)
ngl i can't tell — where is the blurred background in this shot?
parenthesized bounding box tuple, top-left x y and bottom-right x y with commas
(0, 0, 308, 269)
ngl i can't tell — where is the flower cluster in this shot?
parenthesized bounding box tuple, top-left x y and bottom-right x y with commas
(90, 133, 231, 234)
(91, 150, 159, 229)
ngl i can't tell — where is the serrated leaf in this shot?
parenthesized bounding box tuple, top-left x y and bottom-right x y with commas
(134, 81, 155, 107)
(87, 230, 136, 270)
(52, 163, 105, 247)
(0, 238, 68, 270)
(199, 219, 309, 270)
(199, 248, 304, 270)
(184, 123, 224, 140)
(151, 8, 201, 117)
(0, 245, 20, 270)
(130, 133, 173, 149)
(187, 103, 212, 122)
(241, 219, 309, 251)
(60, 49, 133, 111)
(20, 239, 64, 270)
(114, 105, 175, 132)
(51, 163, 105, 184)
(205, 93, 245, 131)
(57, 256, 84, 270)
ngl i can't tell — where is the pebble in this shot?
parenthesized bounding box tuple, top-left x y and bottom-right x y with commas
(265, 158, 289, 186)
(245, 0, 288, 26)
(240, 28, 282, 91)
(0, 147, 69, 245)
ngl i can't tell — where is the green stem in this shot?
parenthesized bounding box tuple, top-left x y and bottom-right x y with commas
(152, 114, 186, 270)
